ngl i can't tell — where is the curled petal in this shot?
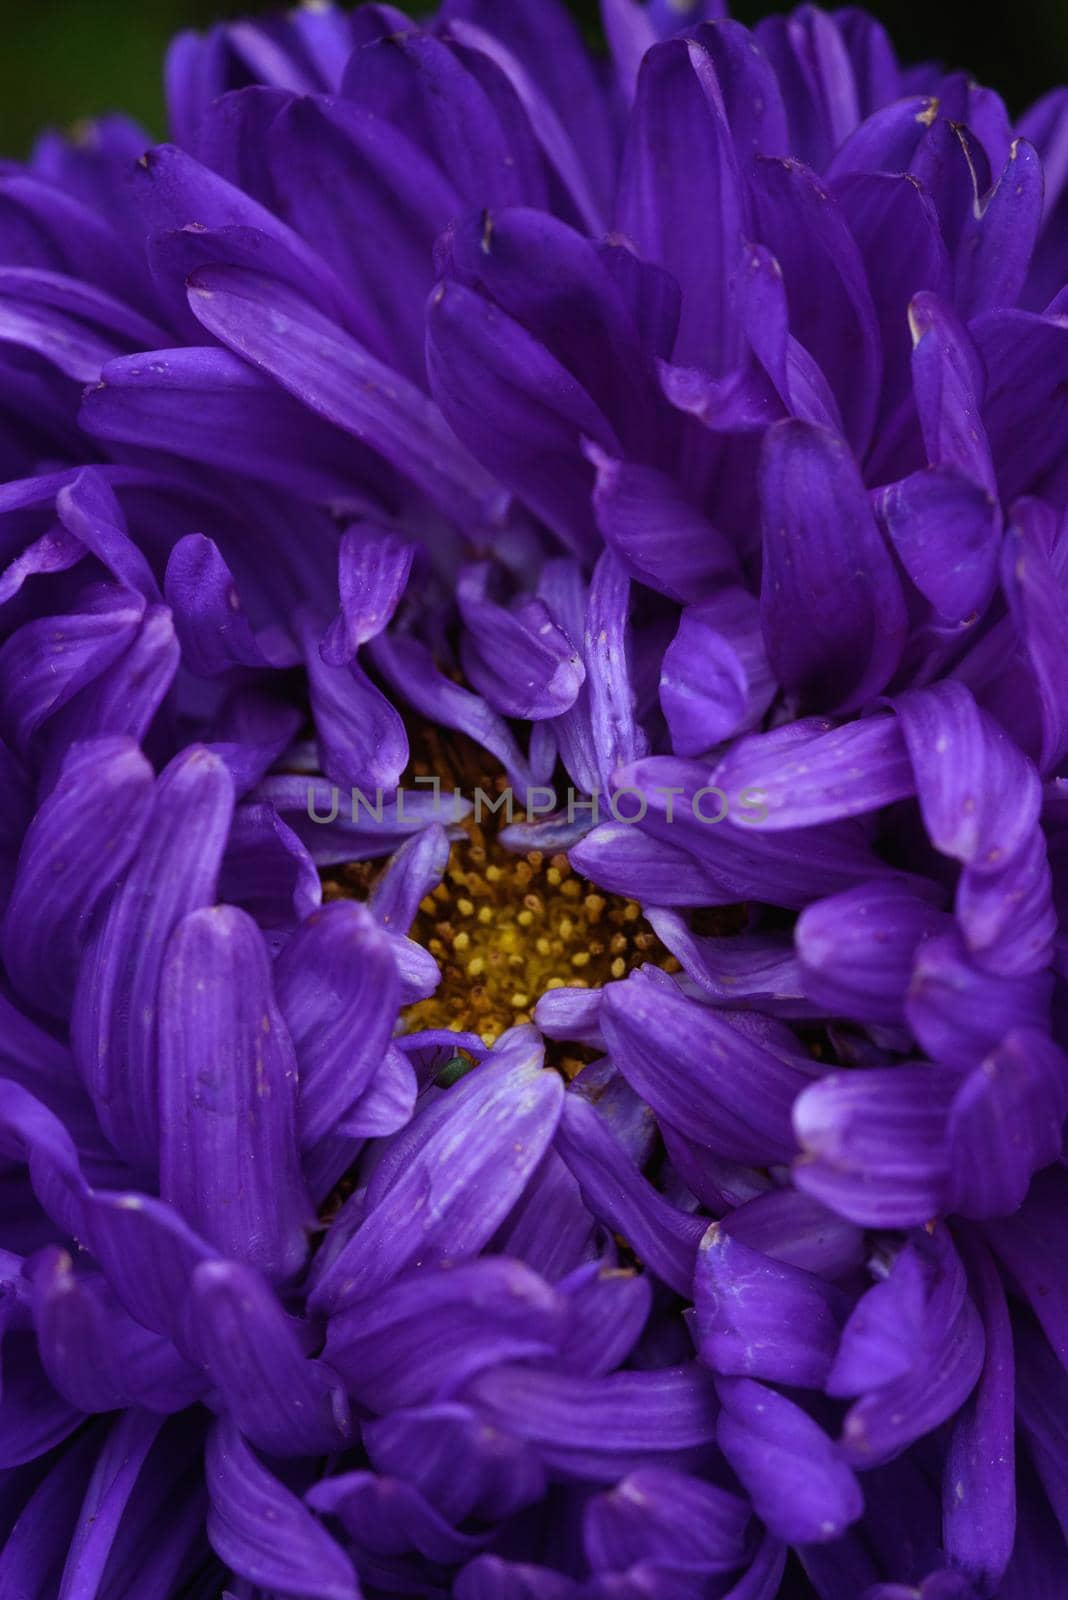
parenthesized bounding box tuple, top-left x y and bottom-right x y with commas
(554, 1090, 703, 1295)
(601, 969, 815, 1164)
(759, 421, 906, 712)
(321, 524, 415, 666)
(274, 900, 400, 1149)
(583, 1464, 752, 1577)
(182, 1259, 350, 1457)
(693, 1222, 847, 1386)
(72, 745, 235, 1169)
(311, 1029, 563, 1312)
(796, 880, 947, 1025)
(2, 736, 154, 1018)
(946, 1029, 1068, 1219)
(205, 1417, 358, 1600)
(716, 1376, 863, 1545)
(32, 1249, 203, 1415)
(158, 904, 311, 1280)
(793, 1066, 957, 1227)
(464, 1362, 718, 1482)
(324, 1256, 567, 1411)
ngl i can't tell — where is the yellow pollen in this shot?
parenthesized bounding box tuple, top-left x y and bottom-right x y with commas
(320, 731, 701, 1058)
(396, 812, 684, 1050)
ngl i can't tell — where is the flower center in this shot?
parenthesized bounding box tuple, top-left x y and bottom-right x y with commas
(400, 822, 679, 1049)
(321, 724, 680, 1057)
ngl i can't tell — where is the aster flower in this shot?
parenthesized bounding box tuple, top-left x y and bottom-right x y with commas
(1, 0, 1068, 1596)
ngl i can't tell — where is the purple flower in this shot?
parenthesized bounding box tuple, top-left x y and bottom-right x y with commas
(1, 0, 1068, 1595)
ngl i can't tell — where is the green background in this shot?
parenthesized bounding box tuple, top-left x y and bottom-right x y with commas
(1, 0, 1066, 159)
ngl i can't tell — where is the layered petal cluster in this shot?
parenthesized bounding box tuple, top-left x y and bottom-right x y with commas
(2, 1, 1068, 1596)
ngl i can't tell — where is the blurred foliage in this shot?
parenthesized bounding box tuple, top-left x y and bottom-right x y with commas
(1, 0, 1066, 158)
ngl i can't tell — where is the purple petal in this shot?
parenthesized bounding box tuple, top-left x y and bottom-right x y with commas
(825, 95, 938, 180)
(443, 207, 656, 454)
(81, 347, 370, 505)
(457, 561, 585, 720)
(972, 310, 1068, 506)
(258, 771, 465, 868)
(906, 931, 1052, 1070)
(323, 1256, 567, 1411)
(190, 265, 506, 530)
(465, 1362, 718, 1482)
(908, 292, 995, 494)
(716, 1376, 864, 1544)
(218, 801, 322, 932)
(895, 681, 1042, 871)
(1001, 498, 1068, 773)
(0, 1428, 96, 1597)
(2, 736, 153, 1018)
(796, 880, 948, 1025)
(335, 1043, 417, 1140)
(55, 469, 161, 602)
(588, 447, 738, 604)
(131, 143, 348, 322)
(340, 20, 528, 209)
(364, 1401, 544, 1526)
(57, 1409, 165, 1600)
(307, 1467, 491, 1566)
(583, 1464, 751, 1575)
(182, 1259, 350, 1456)
(321, 523, 415, 667)
(1014, 1312, 1068, 1548)
(444, 0, 615, 222)
(749, 157, 881, 454)
(946, 1028, 1068, 1219)
(942, 1236, 1016, 1593)
(877, 465, 1001, 624)
(655, 918, 810, 1024)
(32, 1249, 203, 1415)
(834, 171, 949, 450)
(164, 534, 278, 676)
(835, 1232, 985, 1468)
(665, 589, 775, 758)
(274, 900, 401, 1148)
(601, 968, 815, 1164)
(715, 715, 915, 830)
(584, 550, 648, 788)
(569, 819, 730, 906)
(553, 1090, 704, 1295)
(266, 94, 460, 385)
(368, 822, 450, 935)
(0, 590, 143, 753)
(83, 1189, 213, 1342)
(0, 1332, 83, 1468)
(158, 904, 311, 1280)
(46, 602, 179, 754)
(759, 421, 906, 711)
(370, 630, 541, 802)
(722, 1186, 865, 1281)
(303, 612, 408, 795)
(490, 1146, 599, 1285)
(984, 1166, 1068, 1366)
(555, 1260, 652, 1377)
(205, 1417, 358, 1600)
(693, 1222, 847, 1386)
(71, 745, 235, 1169)
(425, 275, 610, 556)
(956, 139, 1043, 318)
(615, 37, 742, 372)
(310, 1029, 563, 1311)
(454, 1557, 577, 1600)
(793, 1066, 957, 1227)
